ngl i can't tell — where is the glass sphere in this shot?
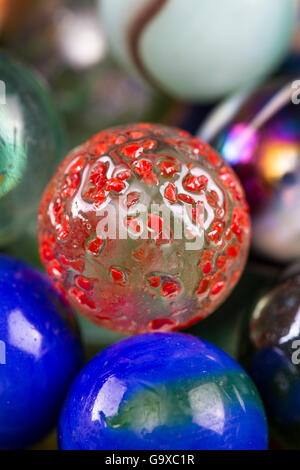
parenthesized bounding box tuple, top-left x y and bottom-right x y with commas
(59, 333, 268, 450)
(240, 272, 300, 449)
(0, 53, 64, 246)
(38, 123, 250, 335)
(199, 79, 300, 263)
(0, 255, 83, 449)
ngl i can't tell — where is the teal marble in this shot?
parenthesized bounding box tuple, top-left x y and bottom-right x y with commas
(0, 52, 64, 246)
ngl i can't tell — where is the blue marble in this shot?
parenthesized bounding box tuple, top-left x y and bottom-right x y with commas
(0, 255, 83, 449)
(59, 333, 268, 450)
(249, 348, 300, 429)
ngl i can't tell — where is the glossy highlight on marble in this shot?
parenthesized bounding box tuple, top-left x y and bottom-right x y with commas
(59, 332, 268, 450)
(38, 123, 250, 335)
(0, 255, 83, 449)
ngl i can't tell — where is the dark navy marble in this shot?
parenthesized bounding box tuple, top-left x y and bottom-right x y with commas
(0, 255, 83, 449)
(249, 348, 300, 429)
(240, 272, 300, 449)
(59, 333, 268, 450)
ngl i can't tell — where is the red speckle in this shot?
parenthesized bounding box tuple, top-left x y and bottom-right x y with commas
(178, 193, 195, 205)
(126, 191, 141, 208)
(143, 140, 156, 150)
(76, 277, 93, 291)
(107, 133, 127, 146)
(189, 138, 222, 166)
(206, 150, 221, 166)
(94, 189, 106, 207)
(206, 190, 219, 208)
(225, 228, 232, 241)
(183, 174, 208, 193)
(158, 160, 178, 177)
(93, 142, 109, 156)
(208, 222, 223, 244)
(69, 287, 96, 310)
(59, 255, 84, 273)
(92, 174, 107, 190)
(68, 156, 86, 174)
(198, 249, 214, 268)
(230, 207, 247, 243)
(226, 246, 238, 258)
(40, 242, 54, 263)
(110, 267, 125, 283)
(57, 214, 70, 241)
(148, 276, 161, 288)
(197, 277, 212, 295)
(187, 138, 205, 155)
(82, 187, 95, 201)
(105, 178, 126, 193)
(149, 318, 176, 330)
(94, 189, 107, 207)
(87, 237, 103, 256)
(211, 281, 225, 296)
(47, 259, 63, 279)
(89, 162, 107, 187)
(178, 129, 191, 138)
(121, 143, 144, 160)
(148, 214, 163, 233)
(219, 167, 244, 203)
(116, 169, 131, 181)
(164, 183, 177, 203)
(126, 130, 146, 139)
(143, 172, 159, 187)
(217, 256, 227, 270)
(203, 262, 212, 275)
(161, 282, 181, 298)
(134, 159, 153, 177)
(61, 173, 80, 198)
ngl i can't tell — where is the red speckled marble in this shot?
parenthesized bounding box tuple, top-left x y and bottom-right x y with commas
(38, 123, 250, 334)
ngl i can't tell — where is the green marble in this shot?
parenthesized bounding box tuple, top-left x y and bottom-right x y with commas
(0, 53, 65, 246)
(0, 120, 26, 198)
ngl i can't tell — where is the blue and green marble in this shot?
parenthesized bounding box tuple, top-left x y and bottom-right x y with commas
(59, 332, 268, 450)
